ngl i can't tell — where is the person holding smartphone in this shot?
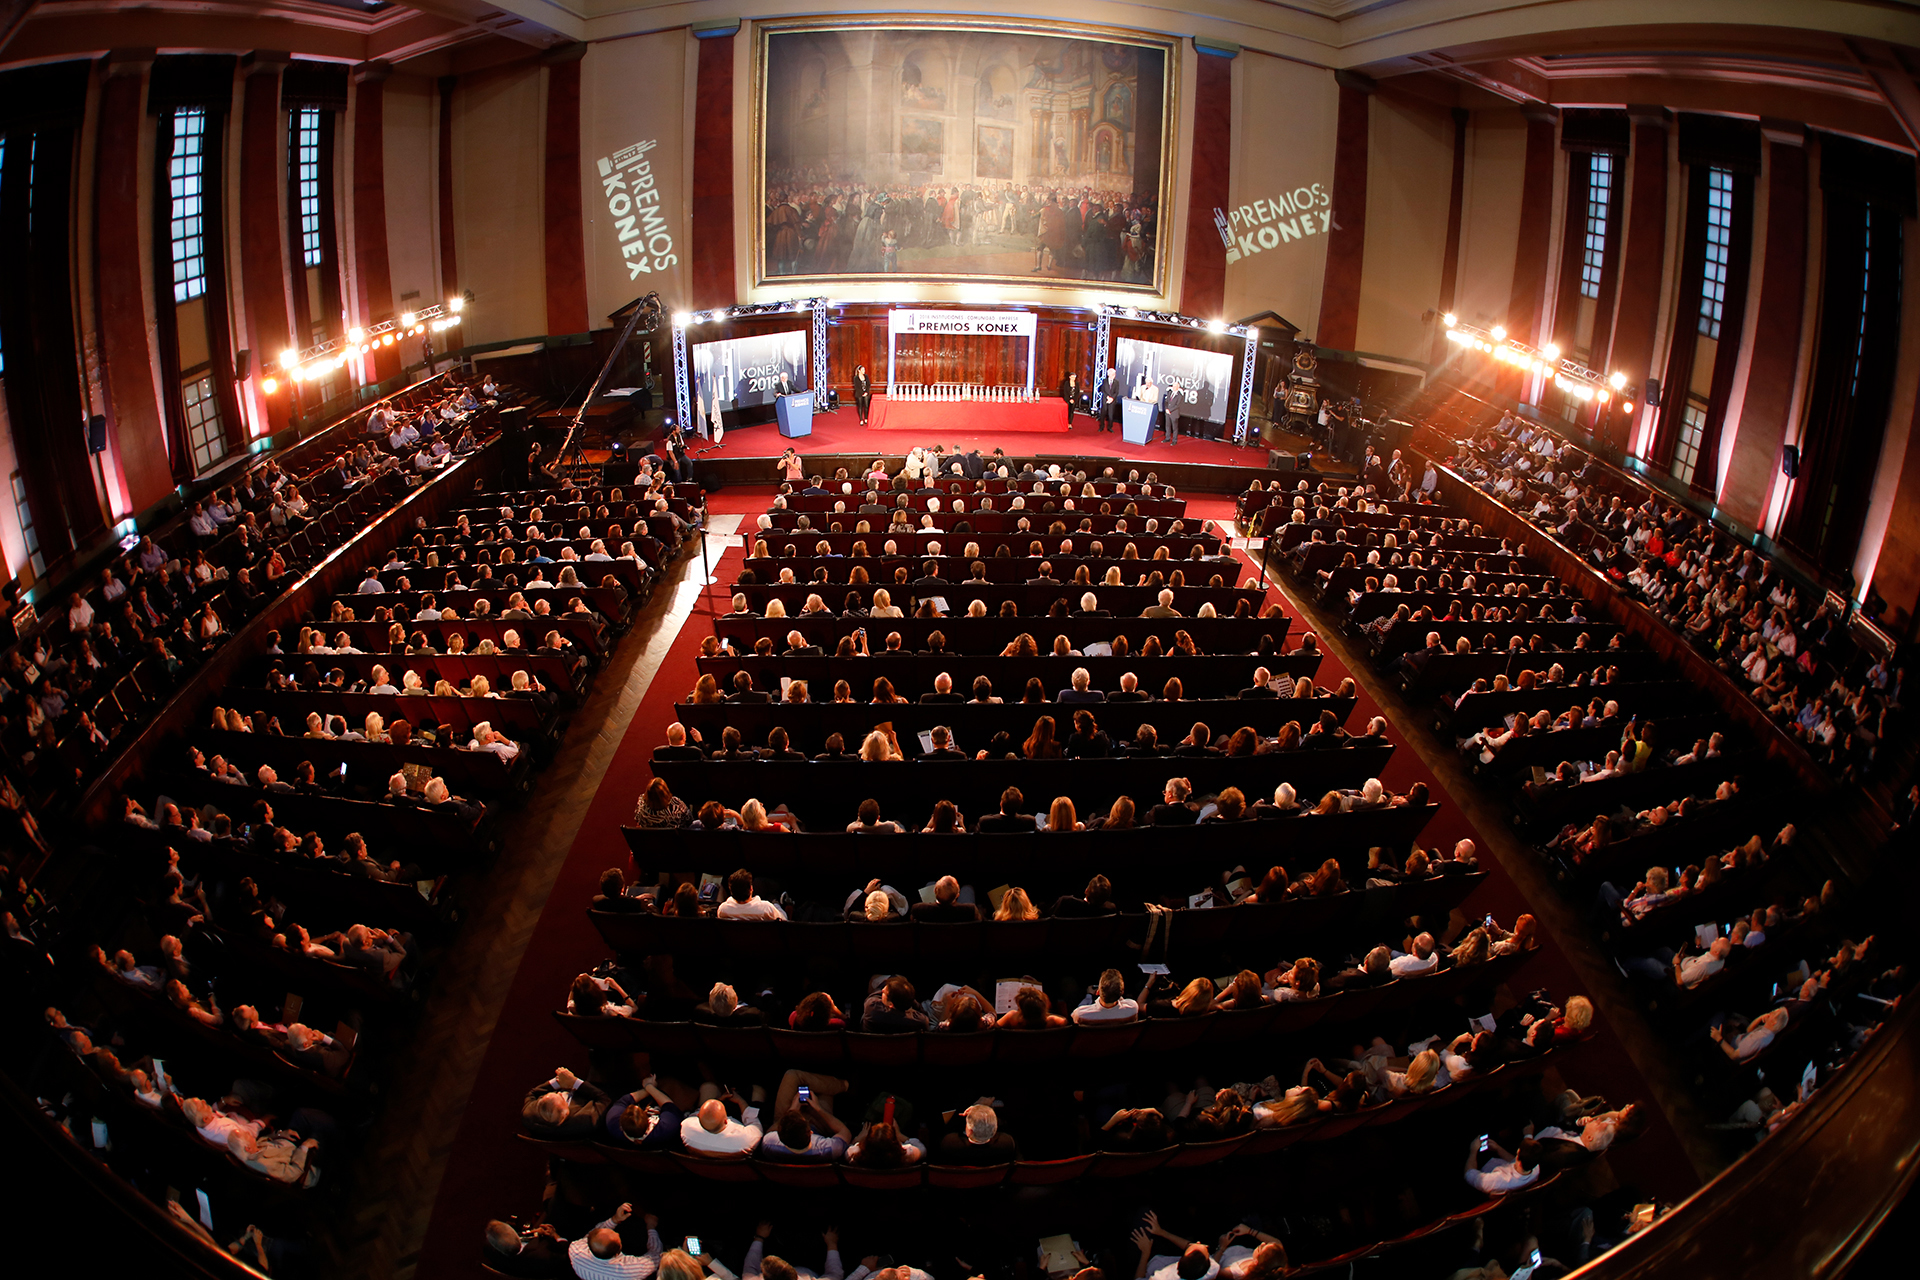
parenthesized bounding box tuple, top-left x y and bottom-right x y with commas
(1463, 1132, 1543, 1195)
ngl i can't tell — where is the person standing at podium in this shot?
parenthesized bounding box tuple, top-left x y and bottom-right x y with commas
(1133, 375, 1165, 445)
(853, 365, 873, 427)
(1058, 371, 1082, 429)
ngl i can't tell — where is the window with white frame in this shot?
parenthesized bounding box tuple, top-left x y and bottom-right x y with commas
(1697, 167, 1733, 339)
(1671, 400, 1707, 486)
(1579, 152, 1613, 299)
(168, 108, 209, 303)
(183, 375, 227, 473)
(293, 107, 323, 267)
(10, 471, 44, 578)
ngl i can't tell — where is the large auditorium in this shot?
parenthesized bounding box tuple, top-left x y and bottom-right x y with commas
(4, 2, 1920, 1277)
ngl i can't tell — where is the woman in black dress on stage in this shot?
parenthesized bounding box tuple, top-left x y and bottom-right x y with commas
(853, 365, 873, 427)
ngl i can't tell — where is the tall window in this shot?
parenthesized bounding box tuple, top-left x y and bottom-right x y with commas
(1579, 153, 1613, 299)
(9, 472, 44, 578)
(292, 107, 323, 267)
(1671, 401, 1707, 486)
(168, 107, 209, 302)
(1697, 167, 1734, 338)
(183, 374, 227, 473)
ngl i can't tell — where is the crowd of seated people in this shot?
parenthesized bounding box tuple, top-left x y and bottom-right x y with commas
(1449, 410, 1899, 782)
(534, 953, 1584, 1155)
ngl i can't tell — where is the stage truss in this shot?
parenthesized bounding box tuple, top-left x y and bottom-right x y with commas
(1095, 306, 1257, 444)
(672, 297, 829, 437)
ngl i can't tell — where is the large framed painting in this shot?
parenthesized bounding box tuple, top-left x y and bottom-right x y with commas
(756, 18, 1177, 292)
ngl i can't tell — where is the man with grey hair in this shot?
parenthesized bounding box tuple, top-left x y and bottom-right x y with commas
(1141, 588, 1180, 618)
(521, 1066, 611, 1139)
(1075, 591, 1109, 617)
(1059, 666, 1106, 704)
(937, 1101, 1017, 1164)
(483, 1219, 571, 1277)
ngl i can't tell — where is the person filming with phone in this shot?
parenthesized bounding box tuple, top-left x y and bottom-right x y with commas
(1463, 1131, 1544, 1194)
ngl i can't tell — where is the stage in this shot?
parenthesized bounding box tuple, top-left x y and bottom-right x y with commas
(868, 393, 1068, 434)
(676, 403, 1292, 473)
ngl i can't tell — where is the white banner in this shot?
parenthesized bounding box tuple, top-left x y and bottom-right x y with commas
(888, 309, 1038, 337)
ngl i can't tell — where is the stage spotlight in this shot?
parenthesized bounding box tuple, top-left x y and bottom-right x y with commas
(279, 349, 298, 370)
(348, 326, 365, 345)
(449, 297, 464, 313)
(261, 377, 279, 394)
(1208, 319, 1227, 333)
(1622, 402, 1633, 413)
(1543, 343, 1560, 362)
(673, 312, 693, 327)
(1609, 371, 1628, 390)
(1597, 389, 1610, 402)
(401, 312, 416, 328)
(1491, 326, 1507, 341)
(1443, 313, 1457, 328)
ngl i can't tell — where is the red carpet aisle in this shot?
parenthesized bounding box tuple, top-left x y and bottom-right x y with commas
(411, 520, 750, 1280)
(869, 394, 1068, 433)
(1191, 495, 1699, 1203)
(682, 407, 1276, 468)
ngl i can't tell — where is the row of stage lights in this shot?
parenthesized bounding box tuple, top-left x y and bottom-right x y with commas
(260, 298, 467, 394)
(672, 301, 1244, 337)
(1441, 314, 1632, 413)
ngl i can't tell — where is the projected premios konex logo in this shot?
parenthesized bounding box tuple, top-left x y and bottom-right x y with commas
(1215, 180, 1332, 264)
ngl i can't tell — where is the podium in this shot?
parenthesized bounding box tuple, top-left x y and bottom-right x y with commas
(1121, 399, 1156, 446)
(775, 392, 814, 438)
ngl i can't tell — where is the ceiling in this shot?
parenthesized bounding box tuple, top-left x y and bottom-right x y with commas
(1, 0, 1916, 142)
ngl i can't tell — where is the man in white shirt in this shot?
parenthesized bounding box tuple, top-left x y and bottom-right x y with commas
(679, 1092, 764, 1155)
(567, 1204, 662, 1280)
(1072, 969, 1140, 1025)
(715, 869, 787, 919)
(182, 1096, 263, 1149)
(1134, 1210, 1220, 1280)
(188, 504, 217, 539)
(357, 571, 385, 594)
(1463, 1133, 1542, 1194)
(1674, 937, 1732, 988)
(1389, 933, 1440, 976)
(366, 403, 390, 437)
(472, 723, 521, 761)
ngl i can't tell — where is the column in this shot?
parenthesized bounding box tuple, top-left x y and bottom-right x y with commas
(691, 29, 737, 309)
(543, 43, 589, 336)
(438, 75, 459, 300)
(239, 51, 293, 438)
(1179, 43, 1234, 321)
(352, 60, 399, 380)
(1607, 106, 1672, 449)
(93, 49, 175, 515)
(1506, 104, 1560, 346)
(1716, 123, 1807, 527)
(1315, 70, 1373, 351)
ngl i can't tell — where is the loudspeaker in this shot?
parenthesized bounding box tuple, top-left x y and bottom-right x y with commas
(1782, 445, 1800, 478)
(234, 349, 251, 380)
(88, 414, 107, 454)
(1267, 449, 1295, 471)
(696, 471, 726, 493)
(1644, 377, 1661, 410)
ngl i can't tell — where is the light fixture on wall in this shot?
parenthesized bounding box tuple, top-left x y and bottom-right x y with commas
(261, 377, 279, 394)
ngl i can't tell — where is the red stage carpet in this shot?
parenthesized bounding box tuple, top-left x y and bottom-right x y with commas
(868, 394, 1068, 433)
(680, 406, 1279, 469)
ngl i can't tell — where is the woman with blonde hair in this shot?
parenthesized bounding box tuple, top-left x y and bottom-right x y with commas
(692, 673, 722, 704)
(994, 886, 1039, 921)
(469, 675, 495, 698)
(860, 728, 903, 761)
(364, 712, 387, 743)
(739, 798, 786, 832)
(1045, 795, 1082, 832)
(1169, 976, 1216, 1017)
(870, 588, 902, 618)
(765, 597, 788, 619)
